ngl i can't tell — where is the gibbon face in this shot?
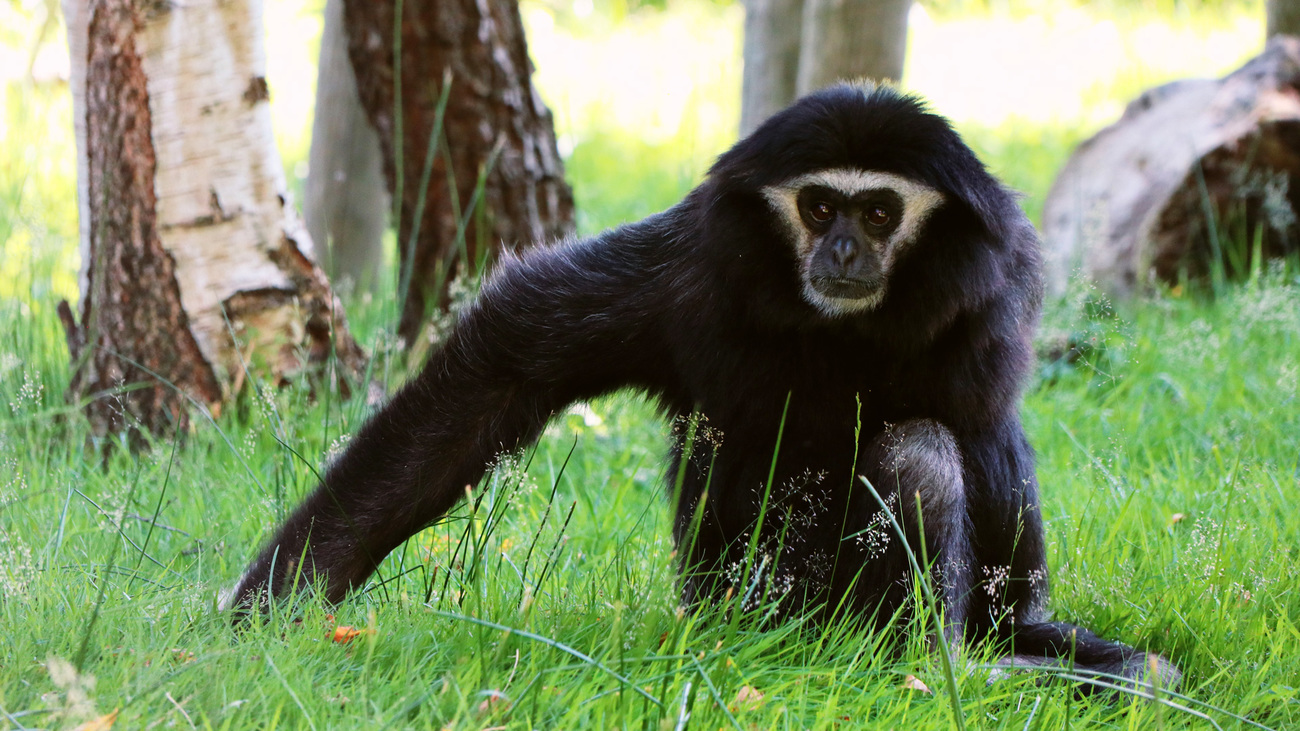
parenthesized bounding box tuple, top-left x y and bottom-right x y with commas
(762, 169, 944, 316)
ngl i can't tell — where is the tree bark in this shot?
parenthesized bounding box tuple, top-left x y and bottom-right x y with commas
(60, 0, 365, 446)
(304, 0, 389, 292)
(739, 0, 911, 136)
(739, 0, 804, 137)
(1268, 0, 1300, 38)
(796, 0, 910, 95)
(342, 0, 575, 345)
(1041, 37, 1300, 297)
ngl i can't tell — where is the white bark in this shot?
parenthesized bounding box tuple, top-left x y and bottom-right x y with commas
(139, 0, 308, 382)
(304, 0, 388, 292)
(62, 0, 362, 397)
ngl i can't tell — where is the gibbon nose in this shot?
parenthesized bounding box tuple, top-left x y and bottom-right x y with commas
(830, 237, 859, 268)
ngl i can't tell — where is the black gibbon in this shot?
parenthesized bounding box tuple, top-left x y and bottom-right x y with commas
(228, 83, 1177, 687)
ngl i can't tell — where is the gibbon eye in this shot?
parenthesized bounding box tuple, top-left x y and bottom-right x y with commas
(866, 206, 891, 227)
(808, 201, 835, 224)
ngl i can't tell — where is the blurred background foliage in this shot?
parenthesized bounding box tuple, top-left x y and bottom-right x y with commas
(0, 0, 1270, 311)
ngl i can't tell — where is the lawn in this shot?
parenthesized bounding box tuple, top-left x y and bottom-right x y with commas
(2, 1, 1299, 729)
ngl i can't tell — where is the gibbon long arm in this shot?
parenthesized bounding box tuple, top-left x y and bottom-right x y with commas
(229, 221, 675, 606)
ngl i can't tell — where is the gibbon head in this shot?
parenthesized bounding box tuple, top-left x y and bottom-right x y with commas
(709, 82, 1025, 319)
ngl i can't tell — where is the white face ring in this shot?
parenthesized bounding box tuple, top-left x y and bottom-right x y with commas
(761, 169, 945, 316)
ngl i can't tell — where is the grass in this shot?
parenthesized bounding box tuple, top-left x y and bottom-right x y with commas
(3, 2, 1299, 728)
(4, 118, 1300, 729)
(4, 234, 1299, 729)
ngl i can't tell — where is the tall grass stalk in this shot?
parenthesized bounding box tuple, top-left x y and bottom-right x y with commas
(3, 69, 1299, 729)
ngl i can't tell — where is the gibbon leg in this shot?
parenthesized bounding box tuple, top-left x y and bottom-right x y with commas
(958, 423, 1181, 691)
(991, 621, 1183, 693)
(846, 419, 973, 639)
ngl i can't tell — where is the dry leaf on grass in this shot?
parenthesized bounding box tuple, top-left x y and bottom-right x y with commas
(330, 625, 375, 643)
(729, 684, 764, 712)
(74, 709, 119, 731)
(477, 690, 511, 715)
(901, 674, 932, 694)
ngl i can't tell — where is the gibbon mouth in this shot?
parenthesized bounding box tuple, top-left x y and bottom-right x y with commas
(809, 275, 880, 299)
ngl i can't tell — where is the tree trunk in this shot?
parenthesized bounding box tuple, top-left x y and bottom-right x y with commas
(59, 0, 365, 446)
(739, 0, 911, 135)
(1041, 38, 1300, 297)
(796, 0, 910, 95)
(1268, 0, 1300, 38)
(342, 0, 575, 345)
(304, 0, 389, 293)
(739, 0, 804, 136)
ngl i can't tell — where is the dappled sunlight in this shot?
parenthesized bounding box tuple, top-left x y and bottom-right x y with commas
(519, 1, 1265, 156)
(524, 1, 742, 150)
(512, 1, 1265, 229)
(907, 5, 1261, 126)
(0, 1, 1274, 276)
(262, 0, 322, 171)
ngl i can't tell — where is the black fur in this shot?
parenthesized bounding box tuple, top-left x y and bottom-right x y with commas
(230, 84, 1176, 689)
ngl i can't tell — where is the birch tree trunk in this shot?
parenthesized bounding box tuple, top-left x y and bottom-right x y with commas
(304, 0, 388, 292)
(342, 0, 575, 345)
(59, 0, 365, 445)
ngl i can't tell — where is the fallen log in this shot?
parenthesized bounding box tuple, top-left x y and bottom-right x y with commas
(1042, 36, 1300, 297)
